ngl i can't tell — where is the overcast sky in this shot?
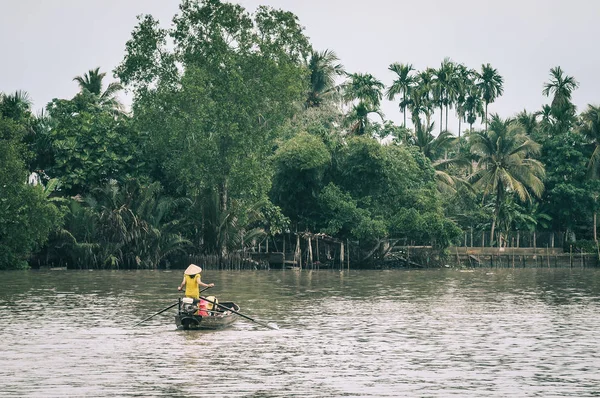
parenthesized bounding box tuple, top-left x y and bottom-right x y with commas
(1, 0, 599, 130)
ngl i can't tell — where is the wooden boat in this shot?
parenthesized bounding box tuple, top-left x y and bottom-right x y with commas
(175, 297, 240, 330)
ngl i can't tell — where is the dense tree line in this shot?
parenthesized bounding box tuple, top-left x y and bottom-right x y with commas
(1, 0, 599, 270)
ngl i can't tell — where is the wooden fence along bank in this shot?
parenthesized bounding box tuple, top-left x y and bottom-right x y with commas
(187, 232, 600, 270)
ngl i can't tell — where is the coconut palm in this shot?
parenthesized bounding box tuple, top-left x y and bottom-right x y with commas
(542, 66, 579, 117)
(386, 63, 416, 127)
(411, 119, 455, 160)
(469, 115, 545, 246)
(342, 73, 385, 107)
(409, 69, 435, 127)
(342, 73, 385, 136)
(432, 58, 456, 134)
(453, 65, 476, 138)
(410, 118, 469, 194)
(581, 105, 600, 178)
(73, 67, 124, 111)
(0, 90, 33, 121)
(306, 49, 345, 108)
(580, 104, 600, 240)
(345, 102, 384, 136)
(516, 110, 538, 137)
(475, 64, 504, 132)
(464, 87, 483, 133)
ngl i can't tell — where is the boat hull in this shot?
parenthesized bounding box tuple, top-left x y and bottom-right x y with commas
(175, 301, 240, 330)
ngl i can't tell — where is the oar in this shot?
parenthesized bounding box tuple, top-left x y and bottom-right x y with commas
(200, 295, 279, 330)
(134, 286, 212, 327)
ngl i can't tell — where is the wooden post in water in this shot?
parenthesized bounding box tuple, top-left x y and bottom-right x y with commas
(347, 239, 350, 270)
(282, 236, 286, 269)
(340, 241, 345, 271)
(295, 234, 301, 270)
(307, 235, 313, 269)
(546, 244, 550, 267)
(569, 245, 573, 268)
(512, 238, 515, 268)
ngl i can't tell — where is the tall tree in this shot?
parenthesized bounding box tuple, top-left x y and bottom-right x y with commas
(453, 64, 476, 138)
(432, 57, 455, 134)
(73, 67, 124, 112)
(409, 69, 435, 128)
(0, 91, 33, 122)
(116, 0, 311, 257)
(306, 49, 345, 108)
(516, 110, 538, 137)
(475, 64, 504, 132)
(343, 73, 385, 135)
(580, 105, 600, 240)
(386, 62, 415, 127)
(542, 66, 579, 119)
(469, 115, 545, 245)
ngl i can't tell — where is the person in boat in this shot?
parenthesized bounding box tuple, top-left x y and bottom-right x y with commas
(177, 264, 214, 299)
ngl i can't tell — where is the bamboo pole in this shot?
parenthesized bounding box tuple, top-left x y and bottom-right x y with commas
(347, 239, 350, 270)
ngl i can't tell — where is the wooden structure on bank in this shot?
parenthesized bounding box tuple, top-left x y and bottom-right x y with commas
(248, 232, 351, 270)
(187, 232, 351, 270)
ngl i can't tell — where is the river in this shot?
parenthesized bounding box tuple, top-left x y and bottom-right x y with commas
(1, 268, 599, 397)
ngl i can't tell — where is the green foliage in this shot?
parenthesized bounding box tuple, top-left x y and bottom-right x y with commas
(44, 93, 145, 196)
(44, 179, 191, 269)
(318, 183, 386, 240)
(116, 0, 311, 256)
(564, 239, 598, 254)
(0, 117, 62, 269)
(271, 132, 331, 227)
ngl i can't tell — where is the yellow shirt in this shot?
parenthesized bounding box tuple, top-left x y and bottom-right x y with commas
(184, 274, 201, 298)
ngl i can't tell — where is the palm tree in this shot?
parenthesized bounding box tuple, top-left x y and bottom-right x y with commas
(386, 63, 415, 127)
(342, 73, 385, 135)
(343, 73, 385, 107)
(464, 86, 484, 133)
(542, 66, 579, 118)
(469, 115, 545, 246)
(306, 49, 345, 108)
(345, 102, 384, 135)
(453, 65, 476, 138)
(412, 119, 455, 160)
(475, 64, 504, 132)
(580, 105, 600, 240)
(535, 104, 555, 132)
(0, 90, 33, 121)
(73, 67, 124, 111)
(516, 110, 538, 137)
(410, 118, 469, 194)
(432, 58, 456, 134)
(409, 69, 435, 128)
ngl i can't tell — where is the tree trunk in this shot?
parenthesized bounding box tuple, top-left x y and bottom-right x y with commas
(307, 236, 313, 268)
(458, 116, 462, 139)
(440, 105, 443, 134)
(220, 180, 229, 259)
(445, 103, 449, 132)
(485, 102, 489, 132)
(594, 211, 597, 242)
(403, 93, 407, 127)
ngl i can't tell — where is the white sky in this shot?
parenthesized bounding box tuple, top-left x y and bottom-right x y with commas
(1, 0, 599, 132)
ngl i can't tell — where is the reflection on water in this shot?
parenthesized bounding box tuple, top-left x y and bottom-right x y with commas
(1, 269, 600, 397)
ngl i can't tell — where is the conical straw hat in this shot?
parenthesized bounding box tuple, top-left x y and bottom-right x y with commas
(184, 264, 202, 275)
